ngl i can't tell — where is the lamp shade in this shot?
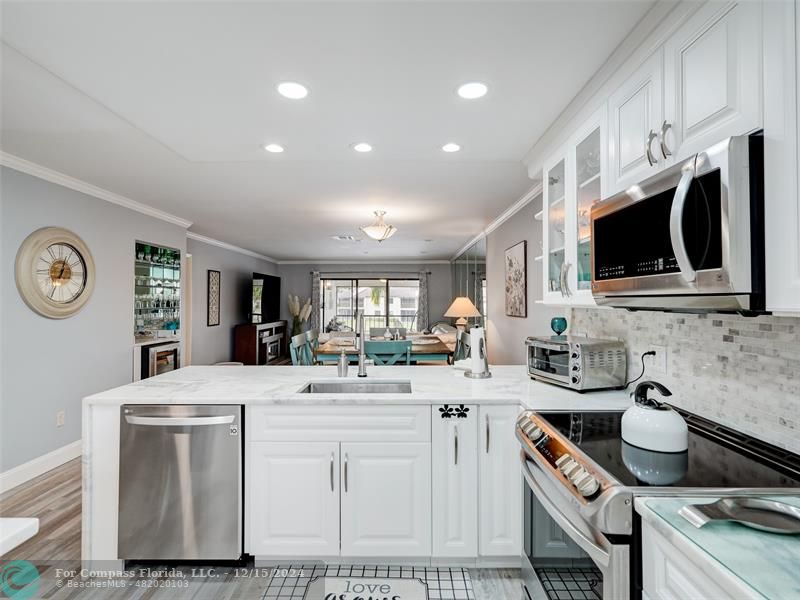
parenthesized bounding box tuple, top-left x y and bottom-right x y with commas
(444, 296, 482, 318)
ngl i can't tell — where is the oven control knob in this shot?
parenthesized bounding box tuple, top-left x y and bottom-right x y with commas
(555, 454, 573, 470)
(562, 462, 583, 479)
(571, 375, 580, 384)
(577, 475, 600, 498)
(571, 352, 579, 359)
(529, 426, 544, 441)
(568, 467, 587, 484)
(571, 365, 580, 371)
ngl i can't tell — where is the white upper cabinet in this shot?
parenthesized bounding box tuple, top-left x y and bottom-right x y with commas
(608, 49, 664, 194)
(478, 405, 521, 557)
(249, 441, 340, 557)
(662, 1, 762, 162)
(340, 442, 431, 557)
(432, 406, 478, 558)
(541, 107, 605, 306)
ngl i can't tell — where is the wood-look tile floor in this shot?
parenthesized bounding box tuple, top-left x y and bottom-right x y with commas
(0, 459, 522, 599)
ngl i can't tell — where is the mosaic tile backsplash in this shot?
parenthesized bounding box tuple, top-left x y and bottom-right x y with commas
(570, 308, 800, 454)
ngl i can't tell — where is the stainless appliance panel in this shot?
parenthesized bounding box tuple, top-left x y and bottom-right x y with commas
(143, 342, 181, 379)
(590, 135, 761, 311)
(118, 404, 242, 560)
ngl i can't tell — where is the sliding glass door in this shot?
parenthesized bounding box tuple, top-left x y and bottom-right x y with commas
(320, 278, 420, 332)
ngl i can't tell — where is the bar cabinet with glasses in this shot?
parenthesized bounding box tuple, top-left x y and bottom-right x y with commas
(134, 241, 181, 343)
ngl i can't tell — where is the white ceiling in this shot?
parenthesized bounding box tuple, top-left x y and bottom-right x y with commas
(0, 1, 653, 261)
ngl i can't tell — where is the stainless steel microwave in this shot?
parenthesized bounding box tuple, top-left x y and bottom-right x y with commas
(590, 135, 764, 313)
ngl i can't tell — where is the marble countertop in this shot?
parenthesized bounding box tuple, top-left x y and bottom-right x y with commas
(84, 364, 633, 411)
(636, 496, 800, 599)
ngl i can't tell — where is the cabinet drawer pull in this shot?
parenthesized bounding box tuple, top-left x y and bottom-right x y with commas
(344, 453, 349, 493)
(454, 426, 459, 466)
(659, 120, 672, 159)
(485, 415, 490, 454)
(646, 130, 658, 166)
(330, 452, 335, 493)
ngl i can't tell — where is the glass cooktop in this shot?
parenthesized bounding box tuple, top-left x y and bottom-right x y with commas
(538, 410, 800, 488)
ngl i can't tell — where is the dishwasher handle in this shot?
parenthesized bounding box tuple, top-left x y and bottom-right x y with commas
(124, 415, 236, 427)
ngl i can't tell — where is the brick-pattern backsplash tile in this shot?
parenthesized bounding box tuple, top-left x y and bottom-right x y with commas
(570, 309, 800, 453)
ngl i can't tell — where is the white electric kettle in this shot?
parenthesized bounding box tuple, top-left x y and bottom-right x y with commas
(621, 381, 688, 453)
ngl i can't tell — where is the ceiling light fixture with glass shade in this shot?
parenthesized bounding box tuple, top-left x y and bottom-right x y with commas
(360, 210, 397, 242)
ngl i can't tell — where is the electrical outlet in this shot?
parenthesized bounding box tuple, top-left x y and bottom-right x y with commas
(647, 345, 668, 375)
(56, 410, 65, 428)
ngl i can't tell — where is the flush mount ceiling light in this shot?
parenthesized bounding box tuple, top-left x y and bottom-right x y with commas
(457, 82, 488, 99)
(263, 143, 284, 153)
(277, 81, 308, 99)
(442, 143, 461, 153)
(352, 142, 373, 153)
(360, 210, 397, 242)
(331, 235, 360, 242)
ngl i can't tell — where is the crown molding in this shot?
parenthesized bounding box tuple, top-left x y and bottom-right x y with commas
(0, 151, 193, 228)
(451, 181, 543, 261)
(276, 259, 451, 265)
(186, 232, 277, 263)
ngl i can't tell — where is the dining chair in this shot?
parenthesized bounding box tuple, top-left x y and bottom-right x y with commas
(364, 340, 412, 365)
(454, 330, 472, 362)
(306, 329, 320, 350)
(289, 332, 313, 366)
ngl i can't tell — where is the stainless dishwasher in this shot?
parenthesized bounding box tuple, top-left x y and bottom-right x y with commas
(118, 405, 242, 560)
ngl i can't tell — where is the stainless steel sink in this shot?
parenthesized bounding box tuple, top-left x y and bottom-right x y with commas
(298, 380, 412, 394)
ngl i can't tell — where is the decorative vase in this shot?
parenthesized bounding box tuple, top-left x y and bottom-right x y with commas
(291, 317, 303, 337)
(551, 316, 568, 338)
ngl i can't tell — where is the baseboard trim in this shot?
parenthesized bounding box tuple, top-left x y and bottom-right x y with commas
(0, 440, 82, 494)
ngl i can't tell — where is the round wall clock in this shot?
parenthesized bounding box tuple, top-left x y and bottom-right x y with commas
(15, 227, 96, 319)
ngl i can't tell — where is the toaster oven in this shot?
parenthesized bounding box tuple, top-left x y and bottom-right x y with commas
(525, 336, 626, 391)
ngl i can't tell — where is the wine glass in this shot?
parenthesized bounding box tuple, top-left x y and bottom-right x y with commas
(551, 317, 568, 338)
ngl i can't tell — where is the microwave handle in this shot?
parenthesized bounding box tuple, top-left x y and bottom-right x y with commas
(669, 166, 697, 283)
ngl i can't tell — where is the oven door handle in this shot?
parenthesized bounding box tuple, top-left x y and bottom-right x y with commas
(669, 165, 697, 283)
(520, 454, 610, 568)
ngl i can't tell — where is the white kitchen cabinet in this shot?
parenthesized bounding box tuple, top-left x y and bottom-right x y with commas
(608, 49, 664, 193)
(541, 108, 605, 305)
(249, 442, 340, 557)
(764, 0, 800, 315)
(662, 1, 762, 163)
(478, 405, 521, 557)
(340, 442, 431, 557)
(432, 405, 478, 558)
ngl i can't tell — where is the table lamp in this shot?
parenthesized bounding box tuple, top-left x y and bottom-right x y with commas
(444, 296, 482, 330)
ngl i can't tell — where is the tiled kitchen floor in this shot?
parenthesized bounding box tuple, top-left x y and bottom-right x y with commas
(0, 459, 522, 599)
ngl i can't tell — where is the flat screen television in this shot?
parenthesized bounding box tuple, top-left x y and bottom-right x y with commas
(250, 273, 281, 324)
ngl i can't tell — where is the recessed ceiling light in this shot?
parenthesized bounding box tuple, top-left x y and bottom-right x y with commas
(277, 82, 308, 99)
(263, 143, 284, 153)
(457, 82, 488, 99)
(442, 143, 461, 153)
(352, 142, 373, 153)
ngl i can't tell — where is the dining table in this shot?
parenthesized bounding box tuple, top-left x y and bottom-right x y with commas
(315, 335, 453, 364)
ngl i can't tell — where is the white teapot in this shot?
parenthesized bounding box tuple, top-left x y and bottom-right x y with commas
(621, 381, 688, 453)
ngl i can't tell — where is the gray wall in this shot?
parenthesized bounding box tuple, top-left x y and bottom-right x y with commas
(0, 166, 186, 471)
(485, 196, 559, 364)
(187, 238, 278, 365)
(277, 262, 453, 328)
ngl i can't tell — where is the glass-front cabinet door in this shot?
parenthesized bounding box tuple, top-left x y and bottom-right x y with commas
(541, 106, 605, 306)
(542, 152, 567, 303)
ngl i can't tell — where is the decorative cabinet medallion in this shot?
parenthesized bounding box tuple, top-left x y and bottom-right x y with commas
(15, 227, 95, 319)
(439, 404, 470, 419)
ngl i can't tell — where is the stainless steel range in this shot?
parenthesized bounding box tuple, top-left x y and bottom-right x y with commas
(516, 408, 800, 600)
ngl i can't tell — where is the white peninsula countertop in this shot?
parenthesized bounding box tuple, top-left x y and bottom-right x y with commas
(84, 364, 632, 411)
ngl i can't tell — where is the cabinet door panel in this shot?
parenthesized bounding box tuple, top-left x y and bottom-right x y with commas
(341, 442, 431, 557)
(608, 50, 663, 193)
(479, 406, 522, 557)
(432, 406, 478, 557)
(249, 442, 339, 556)
(663, 1, 762, 161)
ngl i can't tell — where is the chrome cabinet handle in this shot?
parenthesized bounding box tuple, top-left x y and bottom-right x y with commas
(344, 453, 349, 493)
(659, 120, 672, 159)
(124, 415, 234, 427)
(330, 452, 335, 493)
(646, 130, 658, 166)
(485, 415, 490, 454)
(454, 426, 459, 466)
(563, 262, 572, 297)
(669, 166, 697, 283)
(559, 263, 566, 297)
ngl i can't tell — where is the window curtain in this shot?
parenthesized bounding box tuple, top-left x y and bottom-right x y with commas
(310, 271, 321, 331)
(418, 271, 429, 332)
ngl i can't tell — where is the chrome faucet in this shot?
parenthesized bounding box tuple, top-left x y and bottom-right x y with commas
(357, 311, 367, 378)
